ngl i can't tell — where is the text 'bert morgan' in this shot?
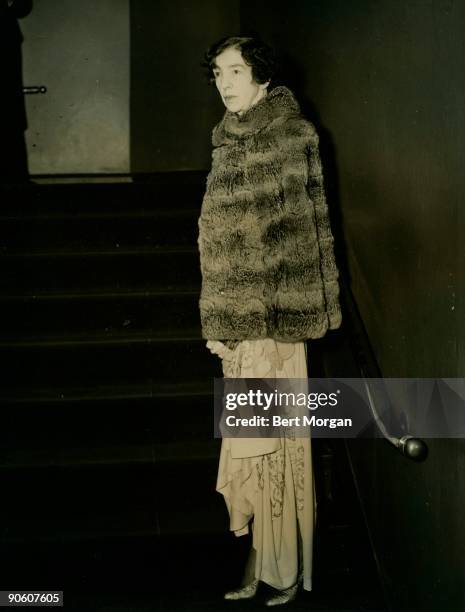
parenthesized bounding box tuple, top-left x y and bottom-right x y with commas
(225, 414, 352, 428)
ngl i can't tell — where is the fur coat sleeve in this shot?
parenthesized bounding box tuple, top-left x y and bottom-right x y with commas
(285, 120, 341, 331)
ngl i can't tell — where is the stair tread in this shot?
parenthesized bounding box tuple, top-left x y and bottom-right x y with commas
(0, 287, 200, 300)
(1, 503, 225, 543)
(0, 439, 221, 469)
(0, 208, 199, 221)
(0, 328, 203, 348)
(3, 245, 197, 257)
(0, 380, 213, 403)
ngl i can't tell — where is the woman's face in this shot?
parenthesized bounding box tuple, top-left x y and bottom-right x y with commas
(212, 46, 269, 116)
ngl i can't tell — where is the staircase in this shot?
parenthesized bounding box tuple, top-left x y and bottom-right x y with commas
(0, 175, 387, 611)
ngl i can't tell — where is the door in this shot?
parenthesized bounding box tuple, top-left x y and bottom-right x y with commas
(21, 0, 129, 175)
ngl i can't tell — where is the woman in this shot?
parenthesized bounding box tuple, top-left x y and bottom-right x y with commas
(198, 35, 341, 606)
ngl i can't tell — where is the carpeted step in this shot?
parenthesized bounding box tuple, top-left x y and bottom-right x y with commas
(1, 209, 200, 253)
(0, 387, 220, 468)
(0, 290, 201, 341)
(0, 335, 218, 391)
(0, 531, 387, 611)
(0, 173, 207, 215)
(2, 248, 201, 293)
(0, 456, 225, 545)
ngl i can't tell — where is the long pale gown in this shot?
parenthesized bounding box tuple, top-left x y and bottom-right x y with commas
(207, 338, 316, 592)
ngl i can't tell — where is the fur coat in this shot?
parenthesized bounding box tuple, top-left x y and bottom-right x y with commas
(198, 85, 342, 342)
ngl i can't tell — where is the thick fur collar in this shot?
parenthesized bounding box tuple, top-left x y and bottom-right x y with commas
(212, 85, 301, 146)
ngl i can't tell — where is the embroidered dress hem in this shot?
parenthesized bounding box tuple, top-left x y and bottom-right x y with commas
(209, 338, 316, 592)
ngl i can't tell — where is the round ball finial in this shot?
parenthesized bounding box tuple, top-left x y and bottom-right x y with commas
(398, 436, 428, 461)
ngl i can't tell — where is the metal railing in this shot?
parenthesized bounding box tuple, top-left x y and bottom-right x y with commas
(360, 367, 428, 461)
(341, 279, 428, 461)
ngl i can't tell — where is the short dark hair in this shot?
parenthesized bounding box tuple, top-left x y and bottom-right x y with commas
(202, 35, 277, 86)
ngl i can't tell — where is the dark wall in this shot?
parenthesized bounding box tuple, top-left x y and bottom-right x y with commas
(240, 1, 465, 609)
(241, 0, 464, 378)
(130, 0, 240, 172)
(1, 0, 30, 180)
(348, 437, 465, 611)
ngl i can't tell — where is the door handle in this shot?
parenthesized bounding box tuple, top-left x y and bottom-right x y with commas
(23, 86, 47, 94)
